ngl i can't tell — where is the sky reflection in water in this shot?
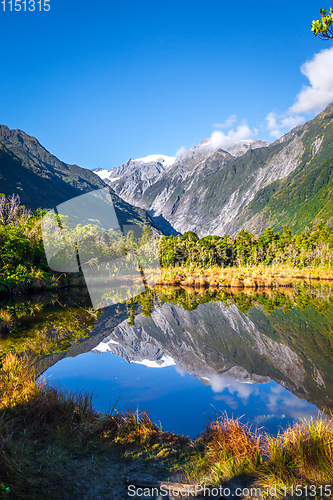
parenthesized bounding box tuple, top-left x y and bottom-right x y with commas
(43, 351, 321, 438)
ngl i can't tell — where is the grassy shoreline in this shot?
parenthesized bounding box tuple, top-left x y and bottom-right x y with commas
(1, 354, 333, 499)
(157, 265, 333, 289)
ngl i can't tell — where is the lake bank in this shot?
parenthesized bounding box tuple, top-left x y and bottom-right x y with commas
(157, 265, 333, 289)
(0, 353, 332, 500)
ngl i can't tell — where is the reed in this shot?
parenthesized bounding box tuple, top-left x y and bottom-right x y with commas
(159, 264, 333, 289)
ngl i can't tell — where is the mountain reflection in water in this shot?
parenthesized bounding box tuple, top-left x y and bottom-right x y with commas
(41, 286, 333, 437)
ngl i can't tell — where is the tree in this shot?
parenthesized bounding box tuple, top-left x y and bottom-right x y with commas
(311, 8, 333, 40)
(182, 231, 199, 242)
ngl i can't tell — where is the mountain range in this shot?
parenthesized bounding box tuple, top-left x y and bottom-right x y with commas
(0, 125, 158, 230)
(94, 103, 333, 236)
(2, 102, 333, 238)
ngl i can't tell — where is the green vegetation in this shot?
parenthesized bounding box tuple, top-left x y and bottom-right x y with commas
(0, 194, 61, 295)
(1, 353, 333, 499)
(142, 282, 333, 315)
(0, 194, 155, 298)
(158, 224, 333, 269)
(311, 8, 333, 39)
(142, 138, 291, 227)
(242, 103, 333, 233)
(2, 187, 333, 302)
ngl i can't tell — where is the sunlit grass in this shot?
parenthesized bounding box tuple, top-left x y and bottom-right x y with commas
(0, 310, 12, 333)
(0, 353, 38, 409)
(159, 264, 333, 289)
(183, 416, 262, 484)
(262, 416, 333, 488)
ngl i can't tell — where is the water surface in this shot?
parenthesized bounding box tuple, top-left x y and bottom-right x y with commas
(39, 286, 333, 437)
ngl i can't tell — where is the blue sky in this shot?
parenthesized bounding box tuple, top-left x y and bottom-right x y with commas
(1, 0, 332, 169)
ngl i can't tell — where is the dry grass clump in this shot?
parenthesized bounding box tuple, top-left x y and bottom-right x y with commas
(0, 353, 185, 447)
(264, 416, 333, 487)
(0, 310, 13, 334)
(187, 416, 262, 483)
(202, 417, 262, 474)
(0, 353, 39, 409)
(0, 353, 125, 444)
(0, 353, 192, 498)
(159, 265, 333, 289)
(113, 410, 190, 449)
(114, 410, 159, 445)
(0, 353, 158, 497)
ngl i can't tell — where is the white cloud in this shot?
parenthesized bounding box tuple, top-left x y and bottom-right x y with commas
(176, 145, 186, 157)
(214, 114, 237, 129)
(209, 120, 258, 150)
(209, 373, 257, 403)
(289, 46, 333, 115)
(266, 46, 333, 139)
(175, 365, 186, 376)
(265, 112, 305, 139)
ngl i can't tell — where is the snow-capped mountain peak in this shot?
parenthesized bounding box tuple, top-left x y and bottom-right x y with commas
(132, 154, 176, 167)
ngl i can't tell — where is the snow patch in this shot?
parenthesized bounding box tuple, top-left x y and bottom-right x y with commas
(94, 339, 120, 352)
(94, 169, 112, 180)
(133, 154, 176, 167)
(131, 354, 176, 368)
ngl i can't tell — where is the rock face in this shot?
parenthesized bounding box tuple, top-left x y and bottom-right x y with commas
(93, 154, 176, 201)
(97, 139, 271, 209)
(124, 136, 299, 236)
(232, 103, 333, 234)
(97, 134, 295, 236)
(95, 103, 333, 236)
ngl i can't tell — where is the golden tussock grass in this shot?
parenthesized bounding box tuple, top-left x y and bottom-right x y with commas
(0, 353, 38, 409)
(194, 416, 262, 482)
(263, 416, 333, 488)
(0, 310, 13, 333)
(159, 265, 333, 289)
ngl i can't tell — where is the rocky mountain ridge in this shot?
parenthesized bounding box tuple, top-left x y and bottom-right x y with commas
(231, 103, 333, 234)
(94, 139, 271, 210)
(93, 154, 176, 205)
(0, 125, 159, 230)
(95, 104, 333, 236)
(132, 137, 295, 236)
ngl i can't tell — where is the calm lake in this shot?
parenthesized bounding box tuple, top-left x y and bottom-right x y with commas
(2, 285, 333, 438)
